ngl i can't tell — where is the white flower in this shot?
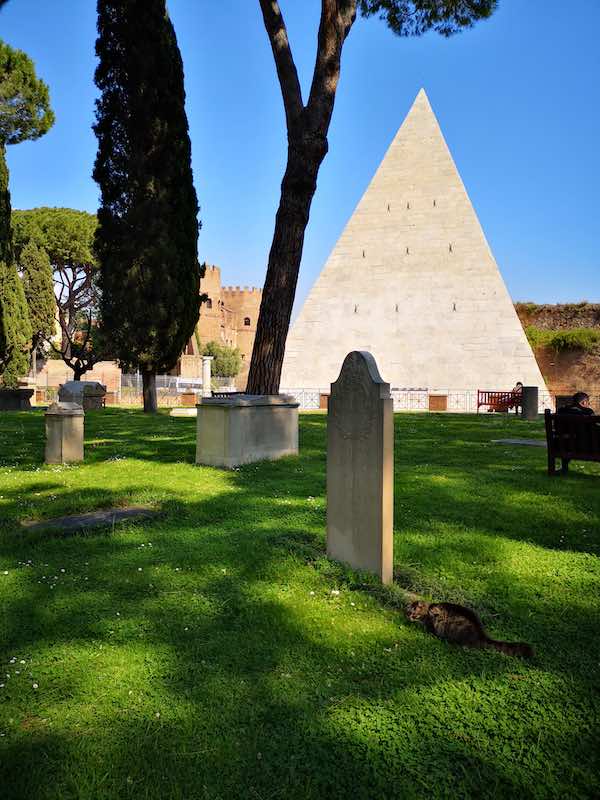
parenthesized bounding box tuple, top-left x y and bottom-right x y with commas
(19, 660, 25, 665)
(309, 591, 315, 596)
(32, 683, 38, 689)
(155, 711, 160, 718)
(2, 571, 8, 575)
(60, 569, 65, 573)
(330, 589, 340, 596)
(137, 568, 142, 572)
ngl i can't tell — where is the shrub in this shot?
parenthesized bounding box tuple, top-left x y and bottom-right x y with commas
(202, 341, 242, 378)
(526, 325, 600, 353)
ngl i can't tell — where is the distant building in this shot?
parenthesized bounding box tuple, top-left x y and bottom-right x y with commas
(180, 264, 262, 388)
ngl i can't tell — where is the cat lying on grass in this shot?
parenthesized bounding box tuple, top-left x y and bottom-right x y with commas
(406, 600, 534, 658)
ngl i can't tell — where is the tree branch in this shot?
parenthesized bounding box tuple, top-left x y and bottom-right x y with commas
(258, 0, 304, 131)
(307, 0, 357, 134)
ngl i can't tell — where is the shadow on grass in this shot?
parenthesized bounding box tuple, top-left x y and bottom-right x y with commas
(0, 503, 576, 800)
(0, 410, 598, 798)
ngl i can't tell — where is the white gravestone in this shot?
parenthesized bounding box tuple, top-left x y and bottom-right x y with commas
(327, 351, 393, 584)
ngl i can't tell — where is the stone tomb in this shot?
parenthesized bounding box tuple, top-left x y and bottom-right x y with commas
(45, 401, 84, 464)
(59, 381, 106, 411)
(327, 351, 393, 584)
(196, 394, 299, 468)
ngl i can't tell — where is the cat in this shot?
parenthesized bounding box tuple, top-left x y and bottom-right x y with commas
(405, 600, 534, 658)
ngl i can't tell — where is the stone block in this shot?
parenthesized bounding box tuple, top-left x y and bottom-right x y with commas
(45, 402, 84, 464)
(196, 394, 299, 468)
(0, 388, 34, 411)
(327, 351, 393, 584)
(59, 381, 106, 411)
(521, 386, 539, 420)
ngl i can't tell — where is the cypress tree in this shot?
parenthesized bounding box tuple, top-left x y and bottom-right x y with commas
(93, 0, 200, 412)
(19, 240, 55, 375)
(0, 39, 53, 385)
(0, 143, 31, 386)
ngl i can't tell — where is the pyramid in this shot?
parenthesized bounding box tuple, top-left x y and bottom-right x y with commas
(280, 89, 546, 393)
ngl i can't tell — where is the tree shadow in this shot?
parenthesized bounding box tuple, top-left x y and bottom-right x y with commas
(0, 411, 598, 798)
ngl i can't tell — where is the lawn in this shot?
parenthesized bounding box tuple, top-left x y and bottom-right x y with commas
(0, 409, 598, 800)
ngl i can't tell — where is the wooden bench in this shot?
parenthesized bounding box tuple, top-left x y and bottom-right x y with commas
(544, 409, 600, 475)
(477, 390, 522, 414)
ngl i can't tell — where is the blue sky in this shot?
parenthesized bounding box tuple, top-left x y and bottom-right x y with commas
(2, 0, 599, 313)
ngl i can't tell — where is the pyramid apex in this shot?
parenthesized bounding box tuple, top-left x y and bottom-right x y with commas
(412, 87, 433, 108)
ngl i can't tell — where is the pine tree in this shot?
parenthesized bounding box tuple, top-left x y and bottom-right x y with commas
(93, 0, 200, 412)
(19, 240, 55, 375)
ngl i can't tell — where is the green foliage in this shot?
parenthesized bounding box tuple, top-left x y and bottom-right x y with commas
(0, 147, 31, 385)
(12, 207, 97, 267)
(358, 0, 497, 37)
(0, 411, 598, 798)
(202, 340, 242, 378)
(19, 240, 55, 349)
(525, 325, 600, 353)
(0, 257, 32, 386)
(0, 43, 53, 383)
(0, 38, 54, 146)
(93, 0, 200, 377)
(12, 207, 100, 377)
(549, 328, 600, 353)
(0, 145, 10, 266)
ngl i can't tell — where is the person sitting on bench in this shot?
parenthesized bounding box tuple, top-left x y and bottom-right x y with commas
(557, 391, 594, 416)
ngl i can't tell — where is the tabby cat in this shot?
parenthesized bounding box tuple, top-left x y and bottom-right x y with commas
(406, 600, 533, 658)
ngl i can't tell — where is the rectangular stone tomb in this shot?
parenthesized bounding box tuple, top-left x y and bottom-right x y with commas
(45, 402, 84, 464)
(327, 351, 394, 584)
(195, 394, 299, 468)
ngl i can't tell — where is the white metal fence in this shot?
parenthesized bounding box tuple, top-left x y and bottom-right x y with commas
(282, 387, 557, 413)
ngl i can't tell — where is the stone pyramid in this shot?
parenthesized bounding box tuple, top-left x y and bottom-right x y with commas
(281, 89, 546, 393)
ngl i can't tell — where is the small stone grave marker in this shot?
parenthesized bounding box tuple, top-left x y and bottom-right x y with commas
(45, 401, 84, 464)
(327, 351, 393, 584)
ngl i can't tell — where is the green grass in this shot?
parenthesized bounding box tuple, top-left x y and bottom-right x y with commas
(0, 409, 599, 800)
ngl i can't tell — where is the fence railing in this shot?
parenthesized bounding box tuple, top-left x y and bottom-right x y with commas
(282, 388, 556, 413)
(34, 379, 560, 413)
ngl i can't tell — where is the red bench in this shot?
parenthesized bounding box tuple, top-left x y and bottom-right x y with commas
(477, 390, 522, 414)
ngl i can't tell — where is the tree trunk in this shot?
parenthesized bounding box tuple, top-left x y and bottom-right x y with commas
(246, 138, 325, 395)
(142, 368, 157, 413)
(248, 1, 357, 395)
(73, 364, 86, 381)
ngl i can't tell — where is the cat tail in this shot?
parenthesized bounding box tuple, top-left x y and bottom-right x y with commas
(487, 639, 534, 659)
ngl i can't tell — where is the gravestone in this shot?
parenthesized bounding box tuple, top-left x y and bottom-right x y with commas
(327, 351, 393, 584)
(45, 402, 84, 464)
